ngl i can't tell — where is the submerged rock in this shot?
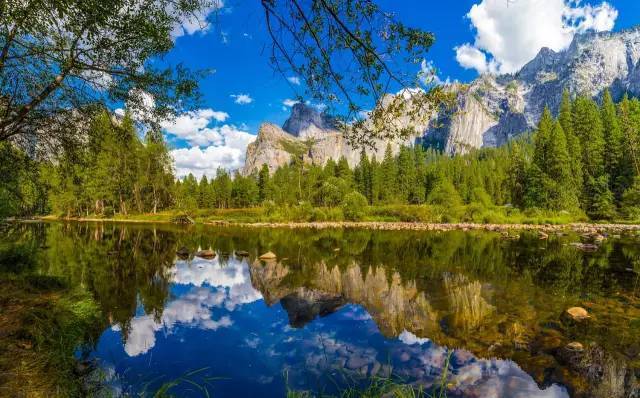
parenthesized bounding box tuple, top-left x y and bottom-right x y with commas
(195, 249, 216, 259)
(564, 306, 590, 322)
(566, 341, 584, 352)
(259, 251, 277, 260)
(176, 246, 190, 258)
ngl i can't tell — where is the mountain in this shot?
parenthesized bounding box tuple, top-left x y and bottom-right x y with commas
(242, 100, 421, 175)
(243, 27, 640, 173)
(429, 27, 640, 154)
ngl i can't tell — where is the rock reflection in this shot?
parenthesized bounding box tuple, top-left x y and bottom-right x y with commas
(250, 260, 438, 337)
(17, 222, 640, 397)
(443, 273, 494, 331)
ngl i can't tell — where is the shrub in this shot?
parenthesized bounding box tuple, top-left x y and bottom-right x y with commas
(427, 179, 462, 207)
(324, 207, 344, 221)
(290, 202, 314, 222)
(470, 188, 493, 207)
(263, 200, 278, 216)
(342, 191, 368, 221)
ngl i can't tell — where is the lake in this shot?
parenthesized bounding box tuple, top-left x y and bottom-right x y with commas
(2, 221, 639, 397)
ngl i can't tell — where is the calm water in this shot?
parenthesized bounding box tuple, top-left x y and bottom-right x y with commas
(2, 222, 640, 397)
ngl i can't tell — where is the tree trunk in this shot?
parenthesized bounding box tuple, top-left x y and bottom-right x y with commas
(152, 185, 158, 214)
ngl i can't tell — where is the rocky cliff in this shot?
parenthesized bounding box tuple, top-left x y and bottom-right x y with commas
(427, 27, 640, 154)
(243, 27, 640, 172)
(242, 101, 420, 175)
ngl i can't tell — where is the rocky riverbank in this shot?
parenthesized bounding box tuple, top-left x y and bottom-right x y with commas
(208, 220, 640, 234)
(16, 217, 640, 234)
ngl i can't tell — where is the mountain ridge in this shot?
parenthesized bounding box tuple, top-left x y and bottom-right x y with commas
(242, 27, 640, 175)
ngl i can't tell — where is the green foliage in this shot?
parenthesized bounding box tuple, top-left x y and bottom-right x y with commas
(0, 0, 209, 145)
(10, 93, 640, 224)
(342, 191, 369, 221)
(41, 111, 176, 218)
(427, 179, 461, 207)
(0, 143, 48, 217)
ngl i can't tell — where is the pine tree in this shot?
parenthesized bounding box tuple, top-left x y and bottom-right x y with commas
(533, 107, 554, 168)
(573, 96, 606, 179)
(573, 96, 613, 216)
(506, 143, 527, 208)
(258, 164, 272, 202)
(212, 168, 232, 209)
(198, 176, 210, 208)
(601, 89, 624, 198)
(558, 89, 583, 195)
(396, 146, 416, 202)
(546, 121, 578, 210)
(618, 95, 640, 192)
(380, 144, 397, 202)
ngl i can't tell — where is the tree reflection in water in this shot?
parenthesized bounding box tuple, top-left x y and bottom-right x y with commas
(6, 222, 640, 397)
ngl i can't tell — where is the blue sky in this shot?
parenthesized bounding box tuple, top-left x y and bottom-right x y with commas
(157, 0, 640, 178)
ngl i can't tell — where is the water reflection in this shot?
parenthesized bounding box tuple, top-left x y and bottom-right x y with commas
(5, 222, 640, 397)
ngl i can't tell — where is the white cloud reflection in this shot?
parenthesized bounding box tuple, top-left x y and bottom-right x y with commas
(118, 257, 262, 356)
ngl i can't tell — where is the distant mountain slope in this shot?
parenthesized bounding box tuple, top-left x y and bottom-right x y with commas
(243, 27, 640, 173)
(430, 27, 640, 154)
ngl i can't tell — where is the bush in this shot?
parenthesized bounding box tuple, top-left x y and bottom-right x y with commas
(341, 191, 368, 221)
(470, 188, 493, 207)
(291, 202, 314, 222)
(427, 179, 462, 207)
(324, 207, 344, 221)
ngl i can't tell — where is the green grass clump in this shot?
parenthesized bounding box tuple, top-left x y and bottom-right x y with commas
(44, 202, 596, 225)
(0, 242, 103, 396)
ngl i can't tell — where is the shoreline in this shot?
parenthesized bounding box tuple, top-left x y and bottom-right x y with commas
(12, 216, 640, 233)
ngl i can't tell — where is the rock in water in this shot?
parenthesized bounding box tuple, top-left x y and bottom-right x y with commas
(564, 306, 590, 321)
(195, 249, 216, 259)
(259, 251, 277, 260)
(566, 341, 584, 352)
(235, 250, 250, 257)
(176, 246, 190, 258)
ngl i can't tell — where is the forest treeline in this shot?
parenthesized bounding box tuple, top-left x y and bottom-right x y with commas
(4, 90, 640, 222)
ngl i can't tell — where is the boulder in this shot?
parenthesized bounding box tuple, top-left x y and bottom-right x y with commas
(176, 246, 190, 258)
(259, 251, 277, 260)
(195, 249, 216, 259)
(563, 306, 590, 322)
(235, 250, 250, 257)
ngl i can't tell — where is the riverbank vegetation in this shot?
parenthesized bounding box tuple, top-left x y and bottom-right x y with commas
(0, 233, 103, 396)
(4, 91, 640, 225)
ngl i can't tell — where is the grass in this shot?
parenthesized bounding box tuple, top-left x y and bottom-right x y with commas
(285, 352, 453, 398)
(41, 203, 597, 226)
(0, 243, 103, 397)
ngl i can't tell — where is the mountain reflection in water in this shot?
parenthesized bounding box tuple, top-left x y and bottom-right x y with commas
(6, 222, 640, 397)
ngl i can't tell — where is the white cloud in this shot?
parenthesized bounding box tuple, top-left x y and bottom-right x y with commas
(418, 60, 451, 86)
(455, 0, 618, 74)
(171, 257, 262, 311)
(160, 108, 231, 147)
(171, 131, 255, 178)
(287, 76, 301, 85)
(283, 98, 299, 107)
(162, 106, 255, 176)
(122, 287, 234, 356)
(398, 330, 430, 345)
(455, 44, 497, 75)
(231, 94, 253, 105)
(171, 0, 225, 39)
